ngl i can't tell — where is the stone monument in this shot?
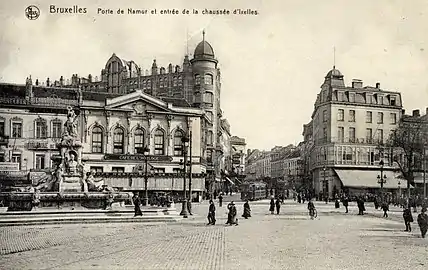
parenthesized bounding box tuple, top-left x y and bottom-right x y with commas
(57, 106, 84, 192)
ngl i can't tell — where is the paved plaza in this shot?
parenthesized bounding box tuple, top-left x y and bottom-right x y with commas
(1, 200, 428, 270)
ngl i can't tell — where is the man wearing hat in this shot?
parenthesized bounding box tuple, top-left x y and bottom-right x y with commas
(417, 207, 428, 238)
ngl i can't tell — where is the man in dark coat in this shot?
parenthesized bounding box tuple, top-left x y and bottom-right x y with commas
(269, 198, 275, 214)
(417, 207, 428, 238)
(381, 201, 389, 218)
(218, 194, 223, 207)
(342, 195, 349, 213)
(357, 196, 365, 215)
(403, 207, 413, 232)
(133, 193, 142, 217)
(275, 198, 281, 215)
(242, 200, 251, 219)
(207, 200, 216, 225)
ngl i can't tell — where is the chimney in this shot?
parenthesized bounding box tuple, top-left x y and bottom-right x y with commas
(352, 79, 363, 88)
(376, 82, 380, 89)
(60, 76, 64, 86)
(35, 79, 39, 86)
(426, 107, 428, 116)
(412, 109, 420, 117)
(402, 109, 405, 115)
(46, 77, 50, 87)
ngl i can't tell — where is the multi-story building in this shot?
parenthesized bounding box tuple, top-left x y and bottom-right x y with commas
(229, 135, 246, 186)
(0, 33, 238, 199)
(245, 149, 261, 181)
(307, 66, 404, 198)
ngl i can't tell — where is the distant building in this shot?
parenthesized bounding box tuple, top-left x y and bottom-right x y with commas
(306, 66, 404, 198)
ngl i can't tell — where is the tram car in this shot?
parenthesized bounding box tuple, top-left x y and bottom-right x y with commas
(240, 182, 267, 201)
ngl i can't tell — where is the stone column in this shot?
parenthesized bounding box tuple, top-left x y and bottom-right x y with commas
(127, 112, 132, 154)
(147, 113, 153, 155)
(105, 111, 111, 152)
(166, 115, 172, 156)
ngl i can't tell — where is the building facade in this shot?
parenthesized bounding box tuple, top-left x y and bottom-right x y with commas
(307, 67, 404, 198)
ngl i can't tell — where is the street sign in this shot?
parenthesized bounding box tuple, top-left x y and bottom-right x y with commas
(104, 154, 173, 162)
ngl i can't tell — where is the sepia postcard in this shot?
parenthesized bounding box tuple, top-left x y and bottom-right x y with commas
(0, 0, 428, 269)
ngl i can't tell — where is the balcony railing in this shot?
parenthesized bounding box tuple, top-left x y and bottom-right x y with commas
(315, 137, 384, 145)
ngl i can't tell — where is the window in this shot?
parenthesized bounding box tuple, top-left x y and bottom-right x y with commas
(195, 74, 201, 85)
(323, 110, 327, 122)
(35, 120, 47, 139)
(159, 78, 164, 88)
(154, 129, 165, 155)
(338, 127, 344, 143)
(378, 129, 384, 144)
(390, 96, 396, 106)
(207, 150, 213, 163)
(173, 168, 182, 174)
(113, 128, 125, 154)
(35, 154, 45, 170)
(338, 92, 344, 101)
(338, 109, 344, 121)
(134, 128, 145, 154)
(323, 127, 327, 141)
(11, 154, 21, 169)
(378, 96, 383, 105)
(205, 92, 214, 104)
(0, 153, 4, 162)
(206, 111, 213, 122)
(390, 113, 397, 124)
(90, 166, 103, 173)
(12, 122, 22, 138)
(173, 130, 184, 156)
(349, 127, 356, 143)
(349, 110, 355, 122)
(377, 112, 384, 124)
(207, 131, 213, 145)
(366, 111, 372, 123)
(366, 128, 373, 143)
(173, 77, 177, 87)
(112, 167, 125, 173)
(0, 120, 4, 137)
(52, 121, 62, 138)
(349, 93, 355, 103)
(204, 74, 213, 85)
(178, 76, 182, 86)
(91, 126, 103, 153)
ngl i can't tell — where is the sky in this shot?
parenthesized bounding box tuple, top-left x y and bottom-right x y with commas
(1, 0, 428, 151)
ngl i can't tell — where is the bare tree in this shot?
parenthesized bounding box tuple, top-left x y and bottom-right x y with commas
(385, 115, 428, 204)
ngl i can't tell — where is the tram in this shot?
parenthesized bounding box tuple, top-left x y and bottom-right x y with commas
(240, 182, 267, 201)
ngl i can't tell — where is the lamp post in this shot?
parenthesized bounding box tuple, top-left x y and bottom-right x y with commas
(188, 131, 193, 214)
(143, 146, 150, 206)
(323, 166, 327, 204)
(398, 180, 401, 200)
(180, 135, 190, 218)
(377, 160, 387, 202)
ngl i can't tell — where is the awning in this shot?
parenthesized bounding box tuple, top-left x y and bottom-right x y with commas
(334, 169, 404, 189)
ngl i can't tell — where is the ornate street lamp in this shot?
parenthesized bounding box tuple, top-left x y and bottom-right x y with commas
(179, 135, 190, 218)
(398, 180, 401, 199)
(143, 146, 150, 206)
(377, 160, 387, 202)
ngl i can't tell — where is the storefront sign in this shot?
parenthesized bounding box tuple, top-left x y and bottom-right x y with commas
(0, 162, 20, 172)
(104, 154, 173, 162)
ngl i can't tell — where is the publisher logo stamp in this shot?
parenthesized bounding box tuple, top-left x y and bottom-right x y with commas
(25, 5, 40, 20)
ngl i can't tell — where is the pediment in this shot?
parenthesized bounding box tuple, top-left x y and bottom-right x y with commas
(105, 90, 171, 113)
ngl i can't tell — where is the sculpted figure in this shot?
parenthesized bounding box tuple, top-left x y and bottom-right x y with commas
(67, 152, 78, 175)
(85, 170, 105, 191)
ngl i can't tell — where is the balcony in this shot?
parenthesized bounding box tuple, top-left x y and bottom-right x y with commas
(27, 140, 50, 150)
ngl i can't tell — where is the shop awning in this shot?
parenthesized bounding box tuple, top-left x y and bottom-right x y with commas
(334, 169, 404, 189)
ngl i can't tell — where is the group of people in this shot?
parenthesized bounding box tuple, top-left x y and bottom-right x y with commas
(207, 199, 252, 226)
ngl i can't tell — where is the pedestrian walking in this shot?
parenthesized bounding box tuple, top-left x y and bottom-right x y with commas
(308, 199, 316, 220)
(133, 193, 142, 217)
(381, 202, 389, 218)
(335, 198, 340, 209)
(226, 201, 238, 226)
(297, 193, 301, 204)
(357, 196, 365, 215)
(207, 200, 216, 225)
(417, 207, 428, 238)
(269, 198, 275, 214)
(242, 200, 251, 219)
(275, 198, 281, 215)
(218, 194, 223, 207)
(342, 195, 349, 213)
(403, 207, 413, 232)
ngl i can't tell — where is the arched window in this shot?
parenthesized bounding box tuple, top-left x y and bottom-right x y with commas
(134, 128, 145, 154)
(174, 130, 184, 156)
(173, 77, 177, 87)
(113, 128, 125, 154)
(35, 118, 47, 139)
(178, 76, 182, 86)
(159, 78, 164, 88)
(204, 74, 213, 85)
(92, 126, 103, 153)
(154, 129, 165, 155)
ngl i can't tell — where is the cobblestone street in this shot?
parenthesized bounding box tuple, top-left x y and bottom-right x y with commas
(1, 200, 428, 270)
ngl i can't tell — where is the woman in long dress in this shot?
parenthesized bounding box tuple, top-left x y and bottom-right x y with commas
(242, 200, 251, 219)
(133, 193, 142, 217)
(269, 198, 275, 214)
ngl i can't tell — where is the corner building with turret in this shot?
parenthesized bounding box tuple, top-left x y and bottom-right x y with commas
(0, 33, 237, 200)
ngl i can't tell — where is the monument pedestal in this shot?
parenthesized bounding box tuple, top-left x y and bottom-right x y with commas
(59, 175, 82, 192)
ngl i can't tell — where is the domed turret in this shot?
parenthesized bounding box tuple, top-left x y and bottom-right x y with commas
(323, 66, 345, 87)
(325, 66, 343, 78)
(192, 30, 217, 63)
